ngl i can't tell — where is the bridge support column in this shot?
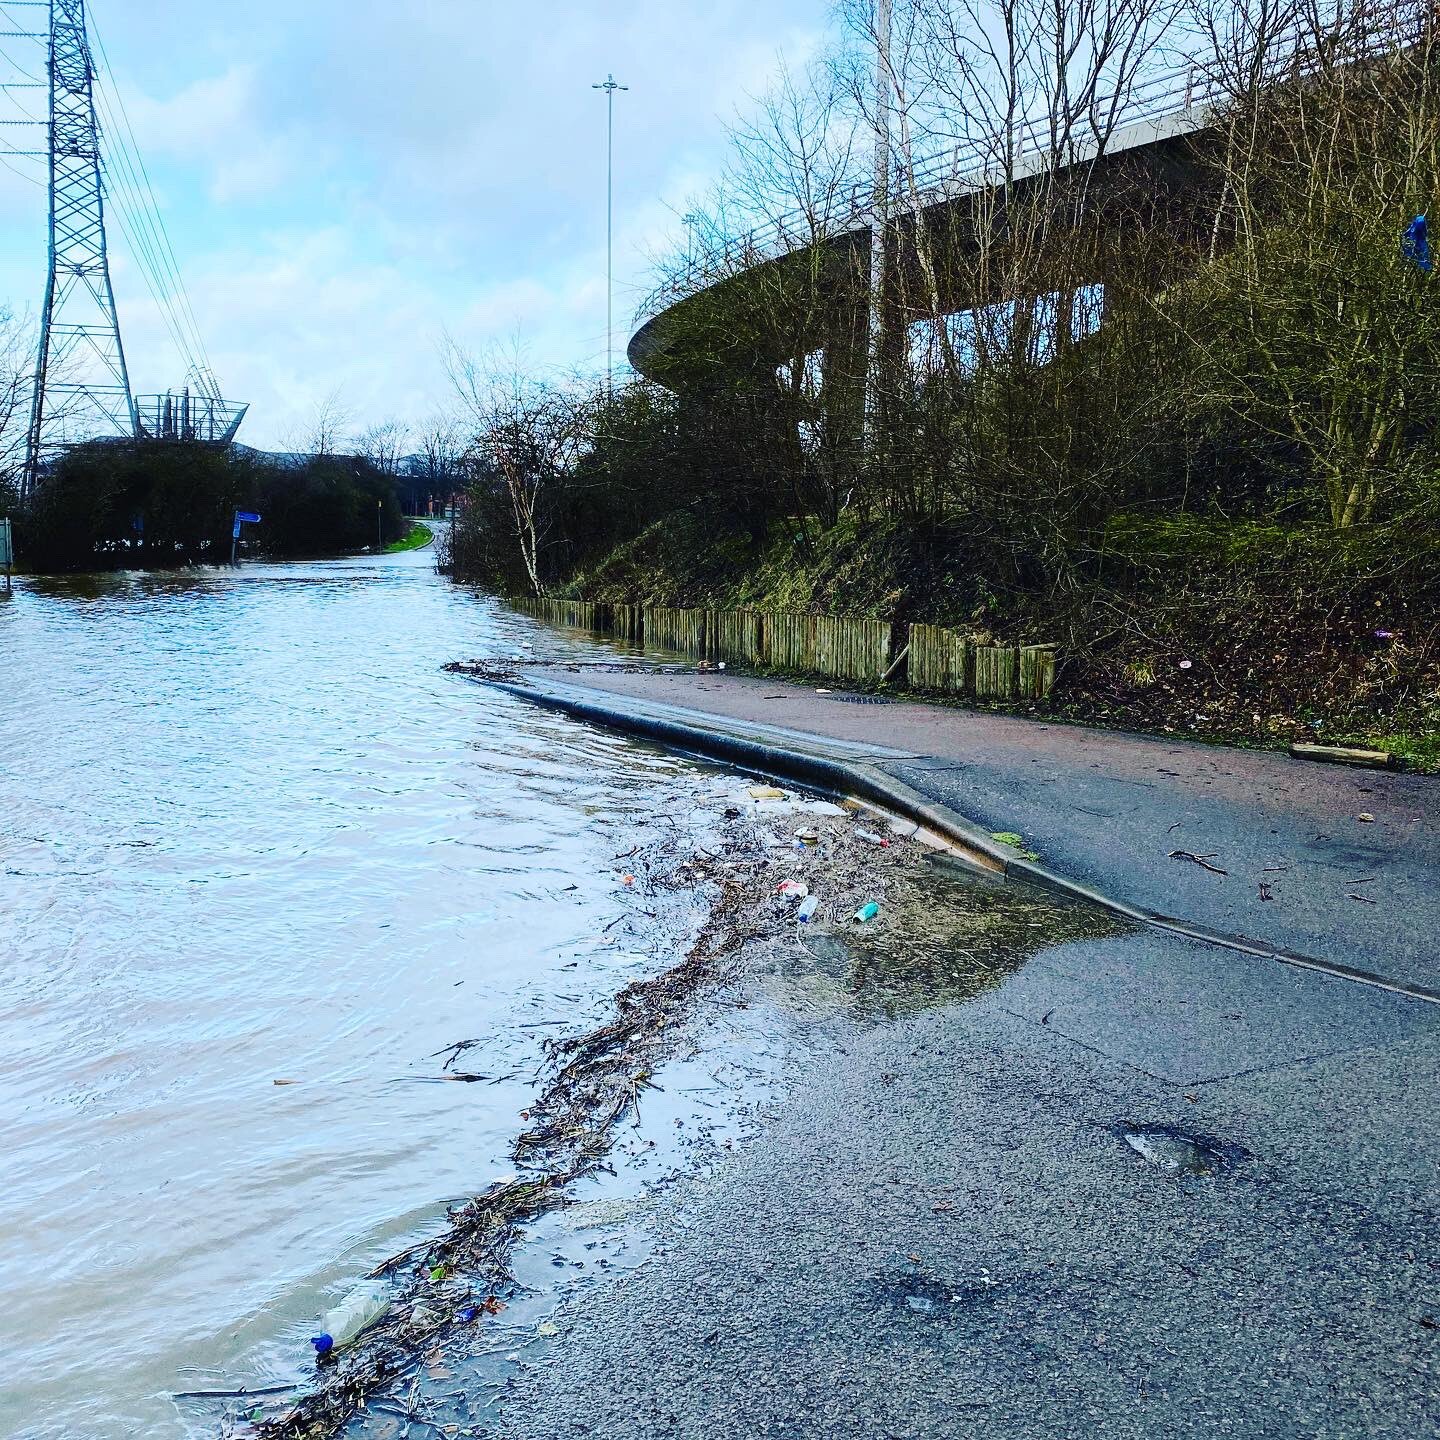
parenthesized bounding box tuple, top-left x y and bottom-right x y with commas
(822, 292, 869, 477)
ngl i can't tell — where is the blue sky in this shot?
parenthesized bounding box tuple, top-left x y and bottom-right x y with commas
(0, 0, 830, 448)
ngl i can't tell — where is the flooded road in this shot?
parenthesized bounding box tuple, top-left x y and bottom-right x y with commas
(0, 539, 705, 1438)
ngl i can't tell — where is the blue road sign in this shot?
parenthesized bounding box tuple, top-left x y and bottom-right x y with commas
(236, 510, 262, 524)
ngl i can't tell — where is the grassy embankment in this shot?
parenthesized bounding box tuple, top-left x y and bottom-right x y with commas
(559, 511, 1439, 772)
(385, 522, 435, 554)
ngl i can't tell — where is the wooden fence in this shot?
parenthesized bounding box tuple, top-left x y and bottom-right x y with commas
(612, 603, 643, 643)
(812, 614, 891, 680)
(503, 595, 1056, 698)
(908, 624, 971, 692)
(710, 608, 764, 665)
(506, 596, 605, 631)
(645, 605, 708, 656)
(763, 612, 815, 670)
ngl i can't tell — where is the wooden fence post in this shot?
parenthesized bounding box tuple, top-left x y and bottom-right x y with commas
(1019, 644, 1057, 699)
(508, 598, 1057, 699)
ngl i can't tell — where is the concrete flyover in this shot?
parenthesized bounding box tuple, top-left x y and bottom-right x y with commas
(627, 7, 1425, 443)
(628, 99, 1214, 391)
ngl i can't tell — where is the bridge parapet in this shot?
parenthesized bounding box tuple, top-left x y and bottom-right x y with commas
(636, 0, 1425, 335)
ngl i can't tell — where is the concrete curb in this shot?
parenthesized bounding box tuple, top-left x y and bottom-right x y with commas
(476, 674, 1440, 1008)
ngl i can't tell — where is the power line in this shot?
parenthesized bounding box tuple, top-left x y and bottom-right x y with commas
(10, 0, 247, 478)
(87, 12, 219, 396)
(0, 148, 43, 184)
(23, 0, 138, 492)
(92, 84, 212, 386)
(105, 185, 203, 376)
(90, 87, 204, 379)
(91, 93, 203, 378)
(3, 7, 216, 393)
(0, 37, 43, 84)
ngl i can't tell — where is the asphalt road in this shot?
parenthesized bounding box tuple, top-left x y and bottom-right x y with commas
(494, 920, 1440, 1439)
(434, 666, 1439, 1439)
(478, 666, 1439, 993)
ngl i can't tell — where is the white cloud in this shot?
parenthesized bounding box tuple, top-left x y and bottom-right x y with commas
(0, 0, 834, 447)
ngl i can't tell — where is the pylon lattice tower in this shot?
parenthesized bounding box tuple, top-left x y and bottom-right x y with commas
(21, 0, 137, 499)
(9, 0, 247, 500)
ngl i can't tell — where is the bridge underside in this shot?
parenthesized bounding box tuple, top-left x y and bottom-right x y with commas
(628, 115, 1220, 457)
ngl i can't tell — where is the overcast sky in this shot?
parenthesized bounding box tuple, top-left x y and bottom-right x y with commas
(0, 0, 830, 448)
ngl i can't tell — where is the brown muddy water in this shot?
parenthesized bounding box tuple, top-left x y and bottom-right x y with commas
(0, 540, 734, 1438)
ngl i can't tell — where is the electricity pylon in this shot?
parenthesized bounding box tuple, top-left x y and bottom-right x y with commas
(22, 0, 138, 500)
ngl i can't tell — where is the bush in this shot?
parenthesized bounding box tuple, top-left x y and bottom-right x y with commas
(248, 455, 404, 558)
(14, 440, 406, 571)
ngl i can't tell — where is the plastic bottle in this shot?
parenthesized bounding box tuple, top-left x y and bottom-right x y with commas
(311, 1281, 390, 1356)
(797, 895, 819, 923)
(853, 901, 880, 923)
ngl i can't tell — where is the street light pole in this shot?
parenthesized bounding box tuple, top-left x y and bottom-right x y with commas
(592, 73, 628, 393)
(865, 0, 893, 440)
(682, 211, 699, 275)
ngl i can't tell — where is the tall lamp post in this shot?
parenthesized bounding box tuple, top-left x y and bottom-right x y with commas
(866, 0, 893, 439)
(592, 72, 628, 393)
(682, 211, 699, 275)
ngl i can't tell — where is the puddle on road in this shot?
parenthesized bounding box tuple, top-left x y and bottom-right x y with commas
(757, 864, 1127, 1021)
(1121, 1125, 1246, 1177)
(263, 773, 1134, 1440)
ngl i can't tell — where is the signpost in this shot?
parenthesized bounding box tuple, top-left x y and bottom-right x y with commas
(231, 510, 262, 565)
(0, 517, 11, 593)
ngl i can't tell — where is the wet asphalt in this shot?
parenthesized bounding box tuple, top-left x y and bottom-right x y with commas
(494, 924, 1440, 1439)
(455, 667, 1439, 1438)
(482, 666, 1440, 993)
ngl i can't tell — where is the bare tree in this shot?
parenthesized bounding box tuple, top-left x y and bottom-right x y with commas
(286, 388, 352, 458)
(0, 307, 34, 496)
(414, 416, 465, 489)
(724, 57, 864, 248)
(1186, 0, 1440, 526)
(445, 338, 590, 595)
(357, 418, 410, 476)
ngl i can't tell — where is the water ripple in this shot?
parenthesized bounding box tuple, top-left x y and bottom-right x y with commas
(0, 545, 692, 1437)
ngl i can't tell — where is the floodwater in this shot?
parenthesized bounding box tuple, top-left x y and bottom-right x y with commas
(0, 537, 706, 1438)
